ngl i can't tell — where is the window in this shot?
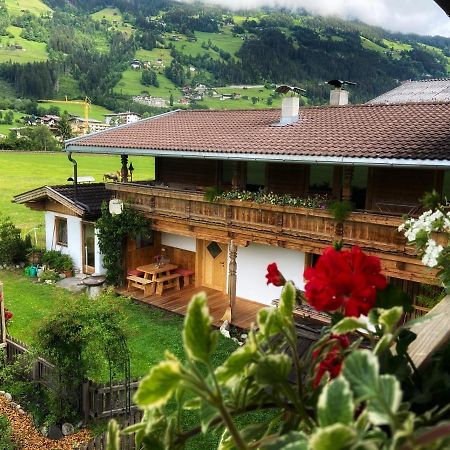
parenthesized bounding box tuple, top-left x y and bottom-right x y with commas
(309, 165, 333, 194)
(136, 231, 154, 249)
(56, 217, 68, 246)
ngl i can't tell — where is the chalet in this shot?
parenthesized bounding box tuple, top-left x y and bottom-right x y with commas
(59, 94, 450, 318)
(69, 117, 111, 135)
(14, 183, 111, 275)
(104, 112, 141, 126)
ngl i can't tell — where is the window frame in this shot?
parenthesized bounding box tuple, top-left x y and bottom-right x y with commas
(55, 216, 68, 247)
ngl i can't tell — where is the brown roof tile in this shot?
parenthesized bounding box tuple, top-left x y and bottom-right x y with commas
(66, 103, 450, 161)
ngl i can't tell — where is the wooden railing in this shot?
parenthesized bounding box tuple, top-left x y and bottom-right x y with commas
(107, 183, 408, 255)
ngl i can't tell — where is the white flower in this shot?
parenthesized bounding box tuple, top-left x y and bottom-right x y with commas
(421, 239, 443, 268)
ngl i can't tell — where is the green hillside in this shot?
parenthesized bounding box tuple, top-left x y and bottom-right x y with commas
(0, 26, 48, 63)
(4, 0, 51, 16)
(38, 101, 113, 121)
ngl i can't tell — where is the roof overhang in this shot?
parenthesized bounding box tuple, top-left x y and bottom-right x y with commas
(435, 0, 450, 16)
(13, 186, 84, 216)
(64, 145, 450, 169)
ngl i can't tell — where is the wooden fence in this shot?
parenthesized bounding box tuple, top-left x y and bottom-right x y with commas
(4, 336, 141, 421)
(76, 410, 143, 450)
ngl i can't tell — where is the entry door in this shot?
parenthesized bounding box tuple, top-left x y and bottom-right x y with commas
(202, 241, 227, 292)
(83, 223, 95, 274)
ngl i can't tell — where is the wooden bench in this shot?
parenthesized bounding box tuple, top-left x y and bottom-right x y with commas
(175, 268, 194, 287)
(126, 275, 153, 297)
(155, 273, 181, 295)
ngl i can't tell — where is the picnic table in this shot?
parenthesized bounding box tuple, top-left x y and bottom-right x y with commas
(135, 263, 180, 296)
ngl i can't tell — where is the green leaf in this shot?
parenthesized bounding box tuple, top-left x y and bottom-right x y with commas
(310, 424, 356, 450)
(134, 360, 181, 408)
(373, 334, 393, 355)
(255, 354, 292, 386)
(183, 293, 217, 363)
(379, 307, 403, 333)
(200, 401, 218, 434)
(106, 419, 120, 450)
(331, 317, 367, 334)
(342, 350, 379, 402)
(183, 398, 202, 410)
(257, 307, 283, 337)
(376, 284, 412, 313)
(216, 344, 256, 383)
(279, 281, 296, 319)
(366, 374, 401, 426)
(395, 329, 416, 356)
(261, 431, 308, 450)
(318, 377, 354, 427)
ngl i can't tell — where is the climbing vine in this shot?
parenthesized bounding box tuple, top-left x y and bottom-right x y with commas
(96, 203, 151, 286)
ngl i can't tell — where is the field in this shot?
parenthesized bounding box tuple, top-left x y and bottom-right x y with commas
(4, 0, 51, 16)
(0, 79, 16, 99)
(0, 110, 23, 136)
(0, 26, 48, 63)
(91, 7, 134, 36)
(0, 152, 155, 239)
(38, 100, 113, 121)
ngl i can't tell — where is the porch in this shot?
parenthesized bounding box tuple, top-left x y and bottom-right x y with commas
(116, 284, 264, 329)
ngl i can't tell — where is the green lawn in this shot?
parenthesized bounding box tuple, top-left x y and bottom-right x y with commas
(0, 152, 155, 239)
(54, 74, 83, 100)
(0, 110, 23, 136)
(91, 7, 123, 23)
(4, 0, 51, 16)
(38, 100, 113, 121)
(0, 26, 48, 63)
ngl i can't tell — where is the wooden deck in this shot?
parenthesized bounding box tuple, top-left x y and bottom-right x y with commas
(116, 285, 264, 329)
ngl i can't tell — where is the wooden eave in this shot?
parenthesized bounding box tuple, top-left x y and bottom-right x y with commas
(13, 186, 84, 217)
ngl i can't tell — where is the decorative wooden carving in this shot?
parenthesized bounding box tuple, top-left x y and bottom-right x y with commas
(225, 241, 238, 323)
(120, 154, 129, 183)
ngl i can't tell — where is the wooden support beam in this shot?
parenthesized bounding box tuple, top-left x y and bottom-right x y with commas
(408, 295, 450, 370)
(223, 241, 237, 323)
(342, 166, 353, 201)
(0, 281, 6, 348)
(120, 154, 129, 183)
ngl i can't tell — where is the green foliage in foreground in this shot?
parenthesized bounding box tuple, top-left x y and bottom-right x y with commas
(108, 283, 450, 449)
(0, 415, 15, 450)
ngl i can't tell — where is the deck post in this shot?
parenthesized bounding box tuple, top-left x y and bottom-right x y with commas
(120, 154, 129, 183)
(227, 241, 238, 323)
(342, 166, 353, 201)
(0, 282, 6, 351)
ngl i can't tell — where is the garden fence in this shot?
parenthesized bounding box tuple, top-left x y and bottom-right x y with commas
(5, 336, 141, 421)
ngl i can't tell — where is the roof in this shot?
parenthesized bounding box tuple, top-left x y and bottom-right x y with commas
(435, 0, 450, 15)
(369, 79, 450, 104)
(104, 111, 141, 117)
(65, 103, 450, 166)
(13, 183, 111, 219)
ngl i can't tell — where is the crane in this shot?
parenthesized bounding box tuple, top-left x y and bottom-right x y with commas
(38, 96, 91, 134)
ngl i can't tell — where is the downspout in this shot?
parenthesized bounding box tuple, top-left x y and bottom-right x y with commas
(68, 152, 78, 202)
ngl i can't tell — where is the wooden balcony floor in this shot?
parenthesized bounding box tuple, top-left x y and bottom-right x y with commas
(116, 285, 264, 329)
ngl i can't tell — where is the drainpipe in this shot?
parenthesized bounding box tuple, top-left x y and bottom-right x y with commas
(68, 152, 78, 202)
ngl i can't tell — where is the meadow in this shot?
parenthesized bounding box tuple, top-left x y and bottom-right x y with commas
(38, 100, 113, 121)
(4, 0, 51, 16)
(0, 152, 155, 241)
(0, 26, 48, 63)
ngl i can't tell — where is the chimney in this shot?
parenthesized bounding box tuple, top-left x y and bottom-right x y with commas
(278, 96, 300, 125)
(330, 88, 349, 106)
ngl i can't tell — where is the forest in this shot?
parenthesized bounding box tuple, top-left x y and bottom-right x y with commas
(0, 0, 449, 107)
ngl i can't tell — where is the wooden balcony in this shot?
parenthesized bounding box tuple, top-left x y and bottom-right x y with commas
(106, 182, 438, 285)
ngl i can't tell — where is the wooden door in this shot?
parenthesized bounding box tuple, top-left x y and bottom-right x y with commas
(200, 241, 227, 292)
(82, 223, 95, 274)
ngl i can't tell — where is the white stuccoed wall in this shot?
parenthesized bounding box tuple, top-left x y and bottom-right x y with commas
(45, 211, 82, 271)
(161, 232, 196, 252)
(235, 243, 306, 305)
(94, 230, 106, 274)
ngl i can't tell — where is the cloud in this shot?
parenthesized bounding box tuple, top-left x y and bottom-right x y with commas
(179, 0, 450, 37)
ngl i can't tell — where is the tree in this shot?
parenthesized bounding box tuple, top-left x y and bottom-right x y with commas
(266, 97, 273, 106)
(169, 93, 174, 107)
(21, 125, 61, 151)
(56, 114, 73, 141)
(141, 69, 159, 87)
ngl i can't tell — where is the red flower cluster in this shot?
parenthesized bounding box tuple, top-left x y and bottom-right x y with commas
(304, 246, 387, 317)
(4, 309, 13, 322)
(312, 334, 350, 387)
(265, 263, 286, 287)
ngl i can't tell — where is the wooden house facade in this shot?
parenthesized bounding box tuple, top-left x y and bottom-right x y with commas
(62, 100, 449, 310)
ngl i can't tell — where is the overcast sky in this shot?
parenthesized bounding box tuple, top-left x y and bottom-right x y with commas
(181, 0, 450, 37)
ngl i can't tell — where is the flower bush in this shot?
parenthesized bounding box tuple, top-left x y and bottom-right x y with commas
(399, 199, 450, 291)
(107, 246, 450, 450)
(4, 309, 13, 323)
(210, 188, 330, 209)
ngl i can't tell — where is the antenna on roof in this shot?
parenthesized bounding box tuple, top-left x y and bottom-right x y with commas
(275, 85, 306, 96)
(327, 80, 357, 89)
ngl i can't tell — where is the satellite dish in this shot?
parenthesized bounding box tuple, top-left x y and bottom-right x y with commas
(327, 80, 357, 89)
(275, 85, 306, 95)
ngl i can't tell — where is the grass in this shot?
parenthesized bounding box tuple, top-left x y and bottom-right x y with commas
(37, 100, 113, 121)
(0, 26, 48, 63)
(0, 110, 23, 135)
(0, 152, 155, 239)
(54, 74, 83, 100)
(0, 79, 16, 99)
(91, 7, 123, 23)
(4, 0, 51, 16)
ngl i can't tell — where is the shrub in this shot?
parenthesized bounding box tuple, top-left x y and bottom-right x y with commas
(0, 216, 32, 265)
(328, 199, 353, 224)
(41, 250, 74, 273)
(0, 415, 15, 450)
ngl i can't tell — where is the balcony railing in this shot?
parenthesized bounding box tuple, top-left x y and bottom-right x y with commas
(106, 182, 412, 256)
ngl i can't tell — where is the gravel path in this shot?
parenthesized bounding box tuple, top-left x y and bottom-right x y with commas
(0, 396, 91, 450)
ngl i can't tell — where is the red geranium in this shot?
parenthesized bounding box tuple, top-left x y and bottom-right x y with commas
(312, 334, 350, 387)
(4, 310, 13, 322)
(304, 246, 387, 317)
(265, 263, 286, 287)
